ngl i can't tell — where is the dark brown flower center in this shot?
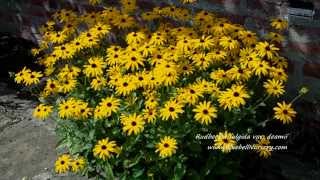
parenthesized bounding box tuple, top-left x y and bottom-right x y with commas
(233, 92, 240, 97)
(169, 107, 175, 112)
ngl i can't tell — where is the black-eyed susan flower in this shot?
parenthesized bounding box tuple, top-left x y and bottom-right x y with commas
(121, 113, 145, 135)
(155, 136, 178, 158)
(20, 70, 43, 86)
(271, 18, 288, 31)
(219, 36, 240, 50)
(160, 100, 184, 120)
(55, 154, 71, 174)
(253, 136, 272, 158)
(116, 76, 137, 96)
(214, 131, 237, 153)
(263, 79, 285, 97)
(126, 31, 146, 45)
(58, 99, 74, 119)
(93, 138, 121, 160)
(255, 41, 279, 60)
(142, 108, 157, 123)
(273, 101, 297, 124)
(269, 67, 288, 81)
(191, 53, 212, 70)
(249, 60, 270, 77)
(113, 14, 136, 29)
(193, 101, 217, 125)
(58, 78, 77, 94)
(98, 96, 121, 116)
(194, 35, 215, 50)
(210, 69, 230, 85)
(208, 50, 227, 62)
(70, 156, 86, 173)
(90, 76, 107, 91)
(33, 104, 53, 120)
(83, 57, 106, 78)
(266, 32, 284, 44)
(238, 30, 258, 46)
(180, 0, 197, 4)
(178, 86, 203, 105)
(218, 84, 250, 110)
(123, 52, 144, 71)
(14, 67, 31, 84)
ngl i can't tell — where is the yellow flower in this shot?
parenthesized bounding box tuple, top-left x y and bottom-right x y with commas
(70, 156, 86, 173)
(191, 53, 211, 70)
(194, 35, 215, 50)
(98, 96, 121, 117)
(266, 32, 284, 44)
(126, 31, 146, 45)
(115, 76, 137, 96)
(255, 41, 279, 60)
(142, 108, 158, 123)
(83, 57, 106, 78)
(273, 101, 297, 124)
(155, 136, 178, 158)
(33, 104, 53, 120)
(254, 136, 272, 158)
(121, 113, 145, 135)
(14, 67, 31, 84)
(58, 78, 77, 94)
(193, 101, 218, 125)
(249, 60, 270, 77)
(123, 52, 145, 71)
(219, 36, 239, 50)
(210, 69, 230, 85)
(58, 99, 74, 119)
(93, 138, 121, 160)
(113, 14, 136, 29)
(55, 154, 71, 174)
(22, 71, 43, 86)
(238, 30, 258, 45)
(160, 100, 184, 120)
(271, 18, 288, 31)
(180, 0, 197, 4)
(90, 23, 111, 37)
(178, 86, 203, 105)
(91, 77, 107, 91)
(218, 84, 250, 110)
(263, 79, 285, 97)
(214, 131, 237, 153)
(208, 50, 227, 62)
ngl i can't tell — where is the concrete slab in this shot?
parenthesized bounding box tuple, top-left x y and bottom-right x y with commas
(0, 85, 88, 180)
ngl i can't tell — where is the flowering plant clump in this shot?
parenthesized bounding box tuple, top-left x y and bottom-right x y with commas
(15, 0, 306, 179)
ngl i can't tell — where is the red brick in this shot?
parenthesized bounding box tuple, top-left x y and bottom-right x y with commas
(303, 63, 320, 78)
(288, 42, 320, 54)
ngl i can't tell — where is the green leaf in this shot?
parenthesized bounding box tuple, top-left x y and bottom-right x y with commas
(173, 163, 186, 180)
(104, 162, 115, 180)
(133, 168, 144, 178)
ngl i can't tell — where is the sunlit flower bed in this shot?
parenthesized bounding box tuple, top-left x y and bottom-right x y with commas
(14, 0, 307, 179)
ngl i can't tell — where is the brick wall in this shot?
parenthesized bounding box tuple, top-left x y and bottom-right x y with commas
(1, 0, 320, 100)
